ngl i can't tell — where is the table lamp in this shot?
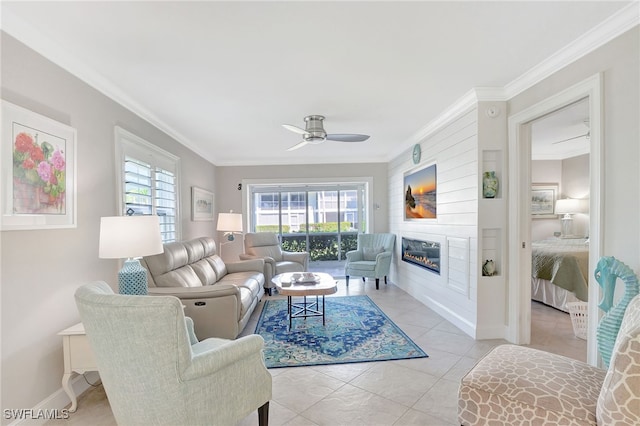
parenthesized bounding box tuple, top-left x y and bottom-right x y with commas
(555, 198, 588, 238)
(99, 215, 164, 295)
(217, 211, 243, 241)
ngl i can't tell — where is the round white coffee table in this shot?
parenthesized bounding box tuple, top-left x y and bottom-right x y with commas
(272, 272, 337, 329)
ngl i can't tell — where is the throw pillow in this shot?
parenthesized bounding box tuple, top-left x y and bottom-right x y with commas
(363, 246, 384, 261)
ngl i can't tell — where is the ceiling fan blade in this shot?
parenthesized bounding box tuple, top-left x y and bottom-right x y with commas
(326, 133, 370, 142)
(282, 124, 308, 135)
(286, 140, 308, 151)
(551, 132, 590, 144)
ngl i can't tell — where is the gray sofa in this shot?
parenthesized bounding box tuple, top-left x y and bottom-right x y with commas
(141, 237, 264, 340)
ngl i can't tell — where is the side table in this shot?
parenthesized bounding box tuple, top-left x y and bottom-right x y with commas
(58, 323, 98, 412)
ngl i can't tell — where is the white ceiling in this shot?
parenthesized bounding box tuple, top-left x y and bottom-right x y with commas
(1, 1, 634, 166)
(531, 98, 590, 161)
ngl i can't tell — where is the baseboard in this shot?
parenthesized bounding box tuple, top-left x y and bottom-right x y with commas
(475, 325, 508, 340)
(7, 372, 100, 426)
(412, 292, 477, 338)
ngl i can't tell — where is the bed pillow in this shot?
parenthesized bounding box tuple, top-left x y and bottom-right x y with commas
(363, 246, 384, 261)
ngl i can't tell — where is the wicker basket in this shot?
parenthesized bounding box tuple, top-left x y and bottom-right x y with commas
(566, 302, 588, 340)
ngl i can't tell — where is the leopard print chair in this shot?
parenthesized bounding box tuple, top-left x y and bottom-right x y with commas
(458, 293, 640, 425)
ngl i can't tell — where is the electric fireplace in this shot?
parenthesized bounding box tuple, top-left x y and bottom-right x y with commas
(402, 237, 440, 274)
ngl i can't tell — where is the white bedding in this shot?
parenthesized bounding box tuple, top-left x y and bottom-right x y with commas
(531, 277, 581, 313)
(531, 238, 589, 311)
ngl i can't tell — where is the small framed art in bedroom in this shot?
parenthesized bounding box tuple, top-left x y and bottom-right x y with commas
(531, 183, 558, 219)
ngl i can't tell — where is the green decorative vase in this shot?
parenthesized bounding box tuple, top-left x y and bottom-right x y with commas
(483, 171, 498, 198)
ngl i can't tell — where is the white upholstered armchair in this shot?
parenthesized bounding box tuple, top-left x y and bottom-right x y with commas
(240, 232, 309, 295)
(345, 233, 395, 290)
(75, 281, 272, 426)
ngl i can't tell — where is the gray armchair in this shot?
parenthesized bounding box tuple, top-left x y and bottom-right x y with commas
(75, 281, 272, 426)
(345, 233, 396, 290)
(240, 232, 309, 295)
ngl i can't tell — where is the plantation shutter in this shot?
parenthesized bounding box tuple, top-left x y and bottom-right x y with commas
(116, 127, 180, 243)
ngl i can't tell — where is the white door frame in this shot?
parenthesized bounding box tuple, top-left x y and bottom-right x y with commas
(507, 73, 603, 365)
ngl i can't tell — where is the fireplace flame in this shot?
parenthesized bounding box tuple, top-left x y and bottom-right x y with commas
(403, 252, 439, 271)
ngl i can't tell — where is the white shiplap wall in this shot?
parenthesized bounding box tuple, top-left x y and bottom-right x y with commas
(389, 107, 479, 335)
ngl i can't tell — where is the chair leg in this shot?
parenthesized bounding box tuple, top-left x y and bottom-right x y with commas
(346, 276, 349, 286)
(258, 401, 269, 426)
(384, 276, 388, 285)
(362, 277, 366, 282)
(375, 278, 379, 290)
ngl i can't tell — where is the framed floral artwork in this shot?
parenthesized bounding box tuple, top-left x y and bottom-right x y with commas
(191, 186, 214, 221)
(1, 101, 77, 230)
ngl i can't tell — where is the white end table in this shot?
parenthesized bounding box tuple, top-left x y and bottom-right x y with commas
(58, 323, 97, 412)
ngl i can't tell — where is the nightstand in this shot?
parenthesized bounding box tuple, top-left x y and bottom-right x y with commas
(58, 323, 97, 412)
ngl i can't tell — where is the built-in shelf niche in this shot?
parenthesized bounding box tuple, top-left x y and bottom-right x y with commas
(481, 228, 501, 277)
(482, 149, 502, 199)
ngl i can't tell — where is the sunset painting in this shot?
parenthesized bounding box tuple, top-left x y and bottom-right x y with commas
(404, 163, 437, 219)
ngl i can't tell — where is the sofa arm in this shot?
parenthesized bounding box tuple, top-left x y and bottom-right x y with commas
(148, 285, 242, 340)
(283, 251, 309, 269)
(226, 258, 265, 274)
(240, 253, 275, 267)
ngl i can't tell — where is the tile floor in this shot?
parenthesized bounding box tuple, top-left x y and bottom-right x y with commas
(47, 280, 586, 426)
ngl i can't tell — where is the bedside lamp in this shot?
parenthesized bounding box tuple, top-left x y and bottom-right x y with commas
(217, 211, 243, 242)
(99, 215, 164, 295)
(555, 198, 588, 238)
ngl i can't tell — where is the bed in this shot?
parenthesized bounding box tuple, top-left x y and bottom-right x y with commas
(531, 238, 589, 312)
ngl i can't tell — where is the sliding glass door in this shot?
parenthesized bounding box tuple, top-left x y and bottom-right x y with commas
(249, 183, 367, 270)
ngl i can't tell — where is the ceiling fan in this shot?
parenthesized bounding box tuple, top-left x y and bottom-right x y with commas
(551, 119, 590, 144)
(551, 131, 590, 145)
(283, 115, 370, 151)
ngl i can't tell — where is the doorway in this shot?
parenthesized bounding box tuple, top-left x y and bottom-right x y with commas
(529, 98, 590, 361)
(507, 74, 603, 365)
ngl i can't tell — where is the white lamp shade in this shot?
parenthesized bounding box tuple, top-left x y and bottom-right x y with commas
(99, 216, 164, 259)
(555, 198, 588, 214)
(217, 213, 243, 232)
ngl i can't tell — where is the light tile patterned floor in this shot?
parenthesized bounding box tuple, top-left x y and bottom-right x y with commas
(47, 280, 586, 426)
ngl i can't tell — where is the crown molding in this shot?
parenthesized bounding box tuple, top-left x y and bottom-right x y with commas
(394, 2, 639, 159)
(397, 88, 478, 157)
(1, 9, 217, 165)
(504, 2, 639, 99)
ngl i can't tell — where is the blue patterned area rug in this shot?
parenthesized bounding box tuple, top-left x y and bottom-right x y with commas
(255, 295, 428, 368)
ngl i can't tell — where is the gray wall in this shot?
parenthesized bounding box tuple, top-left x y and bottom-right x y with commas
(1, 32, 216, 415)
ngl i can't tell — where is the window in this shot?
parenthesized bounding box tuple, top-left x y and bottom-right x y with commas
(115, 127, 180, 243)
(247, 181, 369, 262)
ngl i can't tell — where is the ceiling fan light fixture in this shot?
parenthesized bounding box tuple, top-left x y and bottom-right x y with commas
(283, 114, 370, 150)
(305, 135, 326, 143)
